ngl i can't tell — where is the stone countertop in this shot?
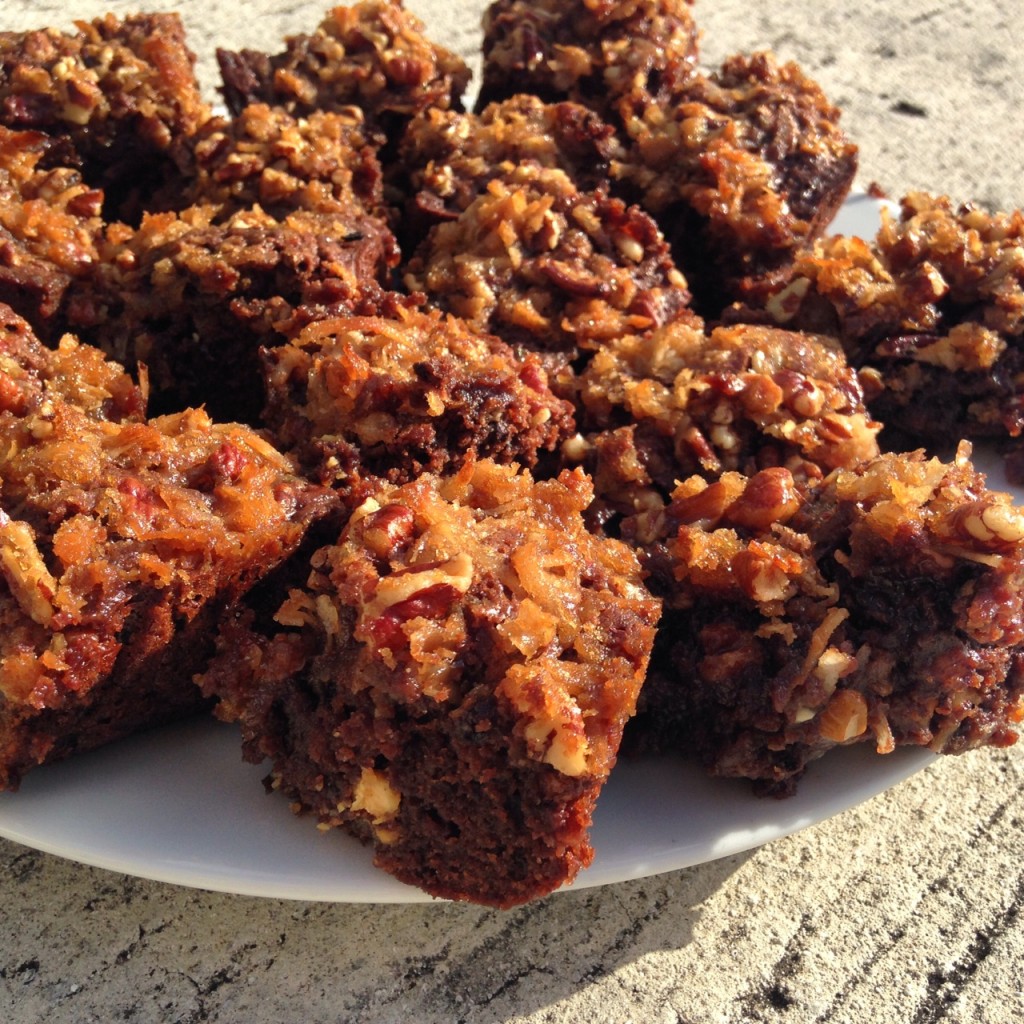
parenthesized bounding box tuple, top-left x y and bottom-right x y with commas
(2, 2, 1023, 1022)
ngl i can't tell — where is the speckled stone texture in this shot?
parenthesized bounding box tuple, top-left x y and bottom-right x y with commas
(3, 2, 1024, 1022)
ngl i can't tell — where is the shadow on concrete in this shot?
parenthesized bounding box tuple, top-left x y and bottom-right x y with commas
(335, 850, 755, 1024)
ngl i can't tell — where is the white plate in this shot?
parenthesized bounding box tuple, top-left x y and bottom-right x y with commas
(0, 716, 934, 902)
(0, 195, 1010, 902)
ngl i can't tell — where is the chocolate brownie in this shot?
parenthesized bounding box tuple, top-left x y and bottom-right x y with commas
(620, 52, 858, 309)
(261, 306, 575, 498)
(396, 94, 620, 247)
(0, 125, 103, 335)
(67, 203, 406, 422)
(565, 320, 880, 530)
(631, 447, 1024, 793)
(403, 162, 693, 361)
(185, 103, 388, 222)
(0, 304, 334, 790)
(217, 0, 470, 133)
(478, 0, 700, 124)
(744, 192, 1024, 474)
(0, 12, 211, 221)
(199, 459, 660, 906)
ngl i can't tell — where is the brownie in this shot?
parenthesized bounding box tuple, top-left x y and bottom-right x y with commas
(66, 203, 407, 423)
(216, 0, 470, 131)
(185, 103, 388, 222)
(478, 0, 700, 124)
(403, 162, 694, 361)
(630, 447, 1024, 793)
(0, 125, 104, 335)
(0, 300, 144, 421)
(620, 52, 858, 310)
(564, 320, 881, 529)
(0, 12, 211, 222)
(742, 192, 1024, 473)
(396, 95, 620, 247)
(199, 459, 660, 906)
(478, 4, 854, 312)
(261, 307, 576, 498)
(0, 304, 335, 791)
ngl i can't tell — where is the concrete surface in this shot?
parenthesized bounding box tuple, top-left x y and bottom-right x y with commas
(2, 1, 1024, 1022)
